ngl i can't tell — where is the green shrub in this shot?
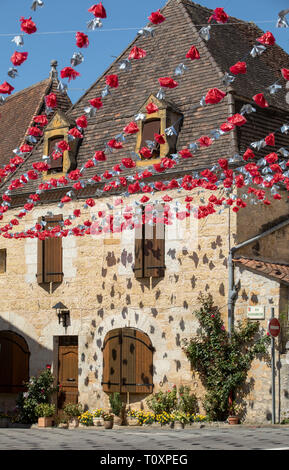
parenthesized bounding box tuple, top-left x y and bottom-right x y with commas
(35, 403, 56, 418)
(146, 387, 177, 414)
(15, 368, 58, 424)
(178, 385, 198, 415)
(109, 392, 123, 416)
(63, 403, 83, 419)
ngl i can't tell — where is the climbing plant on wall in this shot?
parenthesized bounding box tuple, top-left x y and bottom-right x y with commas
(183, 293, 271, 421)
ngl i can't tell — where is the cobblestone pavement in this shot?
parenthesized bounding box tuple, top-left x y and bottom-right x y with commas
(1, 426, 289, 450)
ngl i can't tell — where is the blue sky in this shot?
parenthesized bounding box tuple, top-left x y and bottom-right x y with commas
(1, 0, 289, 103)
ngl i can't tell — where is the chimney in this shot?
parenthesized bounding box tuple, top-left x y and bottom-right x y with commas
(49, 60, 58, 80)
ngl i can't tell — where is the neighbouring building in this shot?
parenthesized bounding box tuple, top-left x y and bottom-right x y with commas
(1, 0, 289, 424)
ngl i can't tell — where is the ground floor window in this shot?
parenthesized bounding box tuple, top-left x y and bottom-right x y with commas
(102, 328, 154, 394)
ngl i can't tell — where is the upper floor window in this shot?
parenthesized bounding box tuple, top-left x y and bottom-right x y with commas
(0, 249, 6, 274)
(140, 119, 161, 160)
(48, 136, 64, 174)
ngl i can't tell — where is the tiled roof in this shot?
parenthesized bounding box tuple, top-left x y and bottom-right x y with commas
(0, 77, 72, 168)
(4, 0, 289, 200)
(233, 257, 289, 284)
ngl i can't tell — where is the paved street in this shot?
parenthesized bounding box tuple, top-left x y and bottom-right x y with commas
(1, 426, 289, 450)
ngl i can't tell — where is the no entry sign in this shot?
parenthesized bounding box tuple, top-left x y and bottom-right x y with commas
(268, 318, 281, 338)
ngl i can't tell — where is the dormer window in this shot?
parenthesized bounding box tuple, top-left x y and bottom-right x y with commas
(135, 94, 183, 167)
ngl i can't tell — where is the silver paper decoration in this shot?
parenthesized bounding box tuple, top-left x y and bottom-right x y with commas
(12, 35, 24, 47)
(87, 18, 103, 30)
(210, 129, 222, 140)
(57, 81, 68, 94)
(199, 25, 211, 41)
(281, 124, 289, 134)
(134, 113, 146, 121)
(0, 96, 5, 105)
(101, 85, 111, 98)
(31, 0, 44, 11)
(84, 106, 97, 118)
(277, 9, 289, 27)
(138, 26, 155, 38)
(8, 68, 18, 79)
(222, 72, 235, 87)
(71, 52, 84, 67)
(156, 88, 166, 100)
(250, 44, 266, 58)
(267, 82, 282, 95)
(119, 59, 132, 72)
(174, 63, 187, 76)
(200, 96, 206, 107)
(278, 147, 289, 157)
(165, 126, 177, 136)
(251, 140, 266, 150)
(26, 135, 37, 144)
(240, 104, 256, 115)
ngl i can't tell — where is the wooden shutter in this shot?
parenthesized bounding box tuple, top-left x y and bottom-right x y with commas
(44, 215, 63, 283)
(0, 249, 6, 274)
(48, 137, 63, 172)
(122, 328, 137, 393)
(0, 331, 29, 393)
(144, 204, 165, 278)
(37, 215, 63, 284)
(140, 119, 161, 158)
(102, 329, 122, 393)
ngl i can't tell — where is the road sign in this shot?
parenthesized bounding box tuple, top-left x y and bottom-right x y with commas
(268, 318, 281, 338)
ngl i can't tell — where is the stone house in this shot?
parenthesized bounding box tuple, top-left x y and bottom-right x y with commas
(1, 0, 289, 423)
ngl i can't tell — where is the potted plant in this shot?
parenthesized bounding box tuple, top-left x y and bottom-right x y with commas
(228, 401, 241, 425)
(109, 393, 123, 425)
(35, 403, 56, 428)
(103, 412, 114, 429)
(92, 408, 104, 427)
(63, 403, 83, 428)
(79, 411, 94, 427)
(126, 409, 139, 426)
(173, 412, 189, 430)
(0, 413, 10, 428)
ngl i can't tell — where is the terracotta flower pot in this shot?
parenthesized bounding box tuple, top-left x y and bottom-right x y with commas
(93, 417, 104, 427)
(38, 417, 54, 428)
(69, 418, 79, 429)
(174, 421, 184, 430)
(104, 420, 114, 429)
(228, 415, 240, 425)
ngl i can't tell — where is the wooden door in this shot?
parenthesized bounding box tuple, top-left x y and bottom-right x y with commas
(58, 339, 78, 410)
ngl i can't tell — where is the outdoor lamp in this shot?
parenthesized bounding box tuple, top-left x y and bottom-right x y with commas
(53, 302, 70, 327)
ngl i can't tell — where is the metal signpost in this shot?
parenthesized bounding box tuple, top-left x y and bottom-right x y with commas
(268, 308, 281, 425)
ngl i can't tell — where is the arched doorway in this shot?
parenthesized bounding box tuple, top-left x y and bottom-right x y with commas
(102, 328, 154, 394)
(0, 331, 30, 393)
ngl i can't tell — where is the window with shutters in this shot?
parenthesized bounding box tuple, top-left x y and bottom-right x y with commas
(0, 249, 6, 274)
(134, 204, 165, 279)
(140, 119, 161, 159)
(47, 136, 64, 174)
(102, 328, 154, 394)
(0, 331, 30, 393)
(37, 214, 63, 285)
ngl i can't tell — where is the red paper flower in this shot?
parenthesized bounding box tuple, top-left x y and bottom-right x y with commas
(265, 133, 275, 146)
(243, 148, 255, 161)
(20, 17, 37, 34)
(230, 61, 247, 75)
(198, 136, 213, 147)
(122, 158, 136, 169)
(108, 139, 123, 149)
(27, 170, 38, 180)
(227, 114, 247, 126)
(61, 196, 72, 204)
(257, 31, 275, 46)
(140, 147, 152, 159)
(45, 93, 57, 108)
(86, 198, 96, 207)
(220, 122, 235, 132)
(0, 82, 14, 95)
(68, 128, 83, 139)
(68, 169, 82, 181)
(208, 8, 229, 24)
(148, 9, 166, 24)
(123, 122, 139, 134)
(88, 2, 107, 18)
(33, 115, 48, 127)
(265, 153, 278, 164)
(218, 158, 228, 170)
(281, 68, 289, 81)
(179, 149, 193, 159)
(89, 97, 103, 109)
(106, 74, 119, 88)
(76, 115, 88, 129)
(186, 45, 200, 60)
(128, 46, 147, 60)
(158, 77, 178, 88)
(146, 102, 159, 114)
(94, 151, 106, 161)
(28, 127, 43, 137)
(57, 140, 70, 151)
(253, 93, 269, 108)
(154, 134, 166, 145)
(10, 51, 28, 66)
(140, 196, 150, 203)
(76, 32, 89, 48)
(74, 209, 81, 217)
(205, 88, 226, 104)
(60, 67, 80, 81)
(20, 144, 33, 153)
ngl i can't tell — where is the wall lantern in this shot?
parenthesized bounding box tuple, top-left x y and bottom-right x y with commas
(53, 302, 70, 327)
